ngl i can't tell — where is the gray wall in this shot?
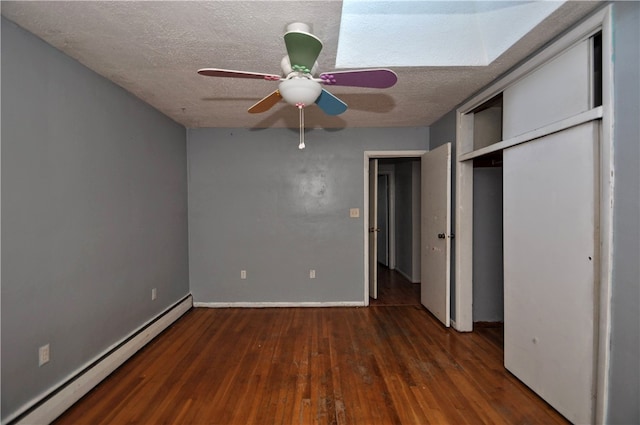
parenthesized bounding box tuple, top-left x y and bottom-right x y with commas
(1, 19, 189, 421)
(607, 2, 640, 423)
(429, 110, 457, 319)
(391, 159, 421, 283)
(187, 127, 428, 303)
(394, 161, 415, 280)
(472, 167, 504, 322)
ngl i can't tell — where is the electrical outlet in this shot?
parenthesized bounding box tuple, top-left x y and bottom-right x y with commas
(240, 270, 247, 280)
(39, 344, 50, 367)
(349, 208, 360, 218)
(151, 288, 157, 300)
(309, 269, 316, 279)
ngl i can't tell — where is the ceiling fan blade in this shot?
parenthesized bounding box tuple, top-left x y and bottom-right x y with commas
(248, 90, 282, 113)
(284, 31, 323, 73)
(198, 68, 281, 81)
(315, 89, 348, 116)
(319, 69, 398, 89)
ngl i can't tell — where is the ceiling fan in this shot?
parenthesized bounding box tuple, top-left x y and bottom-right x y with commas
(197, 23, 398, 149)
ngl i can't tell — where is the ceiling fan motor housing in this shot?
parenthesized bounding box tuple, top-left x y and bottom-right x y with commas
(286, 22, 312, 33)
(281, 55, 318, 76)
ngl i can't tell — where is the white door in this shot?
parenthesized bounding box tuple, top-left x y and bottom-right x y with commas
(368, 159, 379, 299)
(421, 143, 452, 326)
(503, 122, 598, 424)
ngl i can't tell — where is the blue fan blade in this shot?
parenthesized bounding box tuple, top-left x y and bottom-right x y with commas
(315, 89, 347, 116)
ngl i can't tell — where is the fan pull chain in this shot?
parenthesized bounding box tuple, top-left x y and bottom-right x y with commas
(297, 103, 305, 149)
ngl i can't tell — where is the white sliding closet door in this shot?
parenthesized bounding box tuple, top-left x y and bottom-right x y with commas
(503, 121, 598, 424)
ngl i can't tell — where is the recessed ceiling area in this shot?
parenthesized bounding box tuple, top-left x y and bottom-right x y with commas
(337, 0, 566, 67)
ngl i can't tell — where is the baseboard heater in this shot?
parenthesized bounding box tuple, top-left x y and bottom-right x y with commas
(7, 294, 193, 425)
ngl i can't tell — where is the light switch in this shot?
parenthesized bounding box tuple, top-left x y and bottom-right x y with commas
(349, 208, 360, 218)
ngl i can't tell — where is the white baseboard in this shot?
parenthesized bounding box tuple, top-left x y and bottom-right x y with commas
(194, 301, 365, 308)
(10, 295, 193, 425)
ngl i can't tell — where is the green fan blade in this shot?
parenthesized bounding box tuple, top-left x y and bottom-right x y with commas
(284, 31, 323, 73)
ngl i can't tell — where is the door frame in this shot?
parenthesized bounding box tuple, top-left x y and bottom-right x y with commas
(363, 150, 427, 304)
(454, 6, 614, 423)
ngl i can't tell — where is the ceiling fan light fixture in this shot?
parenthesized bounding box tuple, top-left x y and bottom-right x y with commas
(278, 78, 322, 108)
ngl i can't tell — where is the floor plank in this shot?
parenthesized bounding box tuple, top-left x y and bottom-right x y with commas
(54, 306, 568, 425)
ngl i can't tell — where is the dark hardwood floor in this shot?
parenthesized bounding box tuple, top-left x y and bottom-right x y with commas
(370, 264, 421, 306)
(54, 281, 567, 424)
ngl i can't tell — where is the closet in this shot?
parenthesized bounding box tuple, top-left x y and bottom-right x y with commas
(457, 29, 605, 424)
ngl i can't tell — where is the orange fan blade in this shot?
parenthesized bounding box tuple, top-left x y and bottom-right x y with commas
(248, 90, 282, 113)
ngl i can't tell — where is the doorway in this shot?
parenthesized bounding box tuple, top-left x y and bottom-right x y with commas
(363, 150, 426, 305)
(373, 158, 421, 306)
(364, 148, 453, 326)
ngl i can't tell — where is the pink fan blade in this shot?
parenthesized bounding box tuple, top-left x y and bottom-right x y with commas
(248, 90, 282, 113)
(319, 69, 397, 88)
(198, 68, 281, 81)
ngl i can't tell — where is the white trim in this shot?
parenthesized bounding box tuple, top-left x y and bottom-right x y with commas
(363, 150, 427, 305)
(364, 158, 371, 305)
(454, 4, 614, 421)
(459, 106, 604, 161)
(595, 7, 614, 424)
(194, 301, 365, 308)
(455, 112, 474, 332)
(10, 295, 193, 425)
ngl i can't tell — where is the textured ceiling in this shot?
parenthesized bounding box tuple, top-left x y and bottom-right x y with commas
(1, 1, 602, 129)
